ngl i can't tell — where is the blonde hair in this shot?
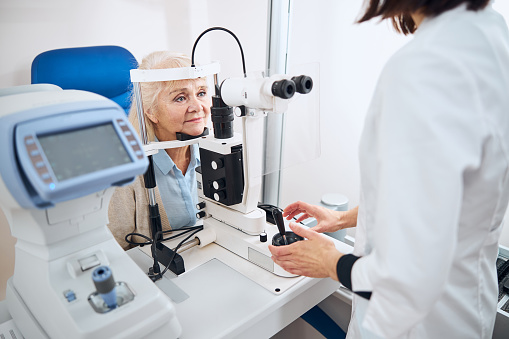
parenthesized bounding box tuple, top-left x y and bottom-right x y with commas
(128, 51, 192, 141)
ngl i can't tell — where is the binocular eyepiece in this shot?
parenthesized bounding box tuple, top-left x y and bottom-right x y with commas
(292, 75, 313, 94)
(271, 79, 296, 99)
(271, 75, 313, 99)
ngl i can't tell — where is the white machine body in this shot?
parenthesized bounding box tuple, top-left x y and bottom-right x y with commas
(220, 75, 293, 113)
(196, 112, 265, 231)
(0, 88, 181, 339)
(196, 75, 311, 277)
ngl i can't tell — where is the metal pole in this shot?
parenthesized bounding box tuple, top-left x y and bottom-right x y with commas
(133, 82, 157, 207)
(133, 82, 149, 145)
(133, 81, 163, 279)
(262, 0, 292, 207)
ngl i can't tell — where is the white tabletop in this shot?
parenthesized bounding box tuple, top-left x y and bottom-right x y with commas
(129, 232, 353, 339)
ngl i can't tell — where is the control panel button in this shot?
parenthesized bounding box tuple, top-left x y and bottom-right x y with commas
(211, 159, 224, 170)
(79, 254, 101, 272)
(214, 191, 226, 201)
(64, 290, 76, 302)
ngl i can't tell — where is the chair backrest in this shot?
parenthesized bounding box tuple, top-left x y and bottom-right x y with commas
(31, 46, 138, 115)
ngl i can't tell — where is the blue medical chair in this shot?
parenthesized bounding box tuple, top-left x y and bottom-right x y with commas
(31, 45, 138, 115)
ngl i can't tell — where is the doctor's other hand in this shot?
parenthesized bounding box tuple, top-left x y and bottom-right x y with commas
(283, 201, 358, 234)
(268, 222, 342, 280)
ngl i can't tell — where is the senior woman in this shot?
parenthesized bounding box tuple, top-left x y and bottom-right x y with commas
(108, 51, 211, 250)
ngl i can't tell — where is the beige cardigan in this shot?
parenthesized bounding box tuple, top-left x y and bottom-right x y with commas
(108, 175, 172, 250)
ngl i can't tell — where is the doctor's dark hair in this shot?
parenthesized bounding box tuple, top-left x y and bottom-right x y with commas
(358, 0, 491, 34)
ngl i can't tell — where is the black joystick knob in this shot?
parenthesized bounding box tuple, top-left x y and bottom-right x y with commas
(271, 209, 305, 246)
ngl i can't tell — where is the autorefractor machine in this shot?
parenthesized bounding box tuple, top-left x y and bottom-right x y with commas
(0, 87, 182, 338)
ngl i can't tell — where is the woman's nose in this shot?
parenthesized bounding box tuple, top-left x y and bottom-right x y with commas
(187, 96, 200, 113)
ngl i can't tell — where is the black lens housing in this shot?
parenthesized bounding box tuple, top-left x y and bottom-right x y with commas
(271, 79, 296, 99)
(211, 95, 234, 139)
(291, 75, 313, 94)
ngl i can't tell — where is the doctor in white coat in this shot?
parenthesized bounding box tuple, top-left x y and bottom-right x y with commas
(269, 0, 509, 338)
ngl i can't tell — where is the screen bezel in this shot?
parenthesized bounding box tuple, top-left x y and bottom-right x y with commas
(15, 108, 145, 204)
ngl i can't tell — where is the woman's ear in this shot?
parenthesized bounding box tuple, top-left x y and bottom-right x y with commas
(145, 109, 159, 124)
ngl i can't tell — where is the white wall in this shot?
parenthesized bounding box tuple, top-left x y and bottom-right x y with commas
(0, 0, 168, 87)
(1, 0, 509, 302)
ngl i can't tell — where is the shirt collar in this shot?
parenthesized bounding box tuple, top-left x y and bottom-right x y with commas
(190, 142, 201, 168)
(153, 137, 200, 175)
(415, 3, 468, 34)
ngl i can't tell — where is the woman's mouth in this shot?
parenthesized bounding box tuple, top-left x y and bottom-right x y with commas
(186, 117, 203, 123)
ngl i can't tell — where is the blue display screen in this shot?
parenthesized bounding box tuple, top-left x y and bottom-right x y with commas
(37, 123, 132, 182)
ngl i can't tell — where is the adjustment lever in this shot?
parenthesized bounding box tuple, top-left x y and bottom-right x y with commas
(272, 209, 288, 245)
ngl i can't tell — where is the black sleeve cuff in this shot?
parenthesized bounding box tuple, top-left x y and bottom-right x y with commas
(336, 254, 372, 300)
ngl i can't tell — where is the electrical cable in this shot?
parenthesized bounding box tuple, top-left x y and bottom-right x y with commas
(154, 226, 203, 278)
(124, 226, 202, 246)
(191, 26, 247, 77)
(124, 225, 203, 281)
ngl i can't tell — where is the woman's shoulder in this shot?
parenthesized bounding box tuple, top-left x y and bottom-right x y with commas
(111, 175, 146, 196)
(130, 175, 146, 191)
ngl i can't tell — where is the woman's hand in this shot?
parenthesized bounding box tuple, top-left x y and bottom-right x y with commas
(269, 222, 343, 280)
(283, 201, 358, 234)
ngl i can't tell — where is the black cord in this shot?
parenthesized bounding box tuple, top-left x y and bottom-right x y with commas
(154, 226, 203, 278)
(191, 26, 247, 77)
(160, 226, 203, 242)
(124, 226, 201, 246)
(125, 225, 203, 279)
(124, 232, 152, 246)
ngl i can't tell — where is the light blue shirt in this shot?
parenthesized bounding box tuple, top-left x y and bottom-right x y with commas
(153, 142, 200, 229)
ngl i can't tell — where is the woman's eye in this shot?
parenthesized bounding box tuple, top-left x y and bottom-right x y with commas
(175, 96, 185, 102)
(198, 91, 207, 97)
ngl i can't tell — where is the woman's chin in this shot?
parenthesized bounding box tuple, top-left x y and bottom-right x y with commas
(183, 125, 206, 136)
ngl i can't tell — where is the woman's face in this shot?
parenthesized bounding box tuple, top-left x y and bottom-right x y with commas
(150, 78, 211, 141)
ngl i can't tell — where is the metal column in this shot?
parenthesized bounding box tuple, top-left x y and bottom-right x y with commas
(262, 0, 292, 207)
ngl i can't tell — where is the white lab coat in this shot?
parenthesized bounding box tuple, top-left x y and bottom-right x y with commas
(348, 4, 509, 338)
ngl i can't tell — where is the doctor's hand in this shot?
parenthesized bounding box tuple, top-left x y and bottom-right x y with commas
(283, 201, 358, 234)
(268, 222, 343, 280)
